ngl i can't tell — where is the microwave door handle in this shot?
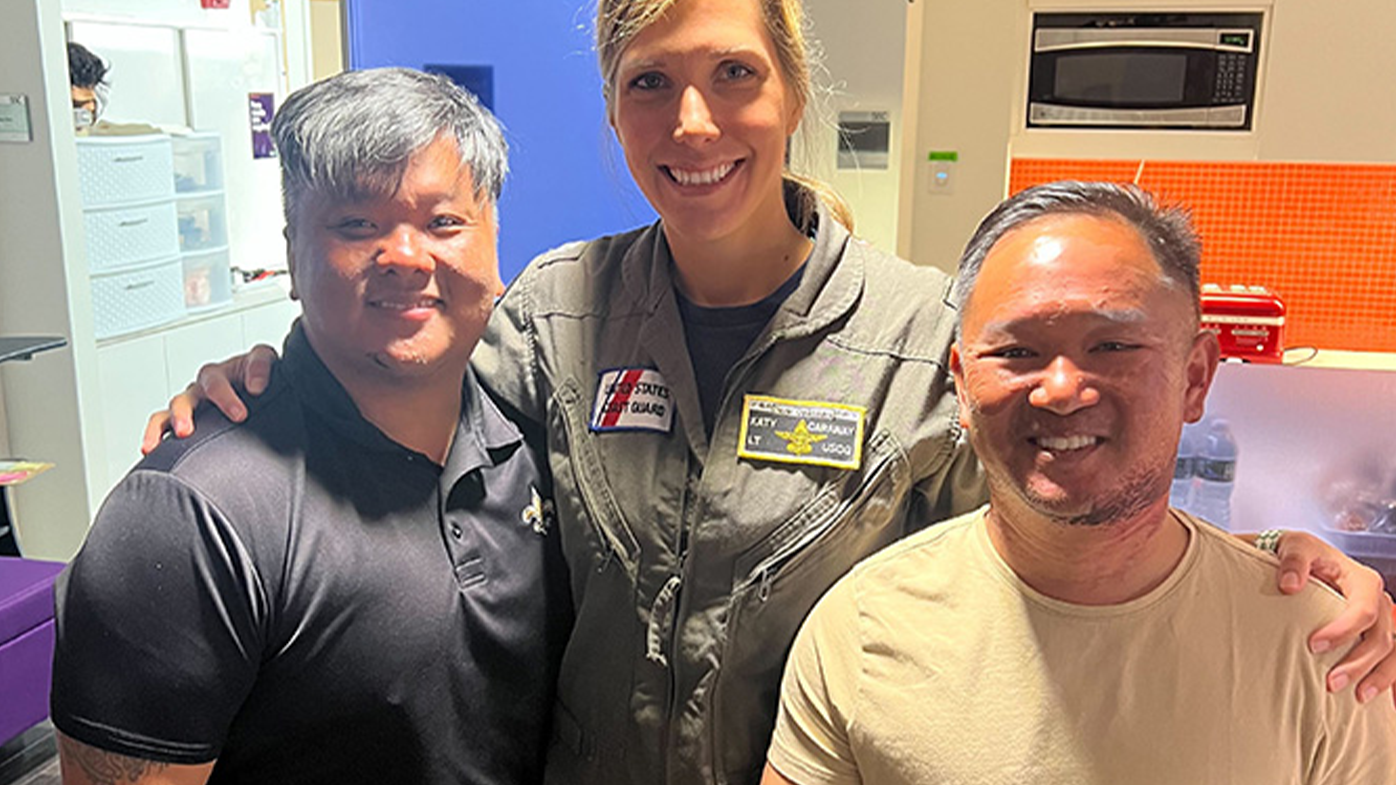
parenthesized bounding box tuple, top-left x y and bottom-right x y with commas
(1035, 40, 1223, 54)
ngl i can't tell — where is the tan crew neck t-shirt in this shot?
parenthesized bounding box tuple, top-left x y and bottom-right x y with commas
(769, 508, 1396, 784)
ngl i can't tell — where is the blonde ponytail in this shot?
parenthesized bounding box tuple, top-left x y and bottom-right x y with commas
(784, 173, 853, 235)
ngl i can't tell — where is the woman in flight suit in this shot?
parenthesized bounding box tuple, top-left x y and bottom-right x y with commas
(471, 3, 981, 780)
(149, 0, 1396, 782)
(467, 2, 982, 781)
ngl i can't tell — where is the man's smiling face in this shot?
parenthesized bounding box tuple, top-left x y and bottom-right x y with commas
(951, 212, 1217, 526)
(288, 134, 503, 390)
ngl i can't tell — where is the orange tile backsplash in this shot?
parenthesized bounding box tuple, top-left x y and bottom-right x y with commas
(1009, 159, 1396, 354)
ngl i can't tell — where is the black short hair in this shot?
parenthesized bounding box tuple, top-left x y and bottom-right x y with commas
(272, 68, 508, 226)
(952, 181, 1202, 330)
(67, 42, 108, 89)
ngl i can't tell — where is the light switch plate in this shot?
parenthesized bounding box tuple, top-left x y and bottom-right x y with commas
(928, 160, 955, 195)
(0, 94, 32, 143)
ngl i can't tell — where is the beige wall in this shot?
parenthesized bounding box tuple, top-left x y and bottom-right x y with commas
(797, 0, 908, 256)
(0, 386, 8, 457)
(1259, 0, 1396, 161)
(901, 0, 1026, 273)
(309, 0, 344, 81)
(0, 0, 104, 559)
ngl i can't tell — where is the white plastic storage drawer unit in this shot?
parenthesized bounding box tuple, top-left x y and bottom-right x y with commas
(75, 135, 175, 207)
(175, 194, 228, 253)
(89, 256, 187, 340)
(77, 134, 188, 338)
(81, 200, 181, 272)
(172, 134, 233, 312)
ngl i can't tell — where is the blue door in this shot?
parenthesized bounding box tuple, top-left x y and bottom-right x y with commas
(344, 0, 656, 282)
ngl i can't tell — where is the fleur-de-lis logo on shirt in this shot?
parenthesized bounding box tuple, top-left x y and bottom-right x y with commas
(521, 485, 554, 536)
(775, 420, 827, 456)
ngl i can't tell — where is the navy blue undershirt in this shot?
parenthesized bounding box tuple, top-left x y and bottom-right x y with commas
(676, 263, 806, 437)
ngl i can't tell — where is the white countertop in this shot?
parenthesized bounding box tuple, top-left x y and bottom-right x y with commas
(1283, 349, 1396, 372)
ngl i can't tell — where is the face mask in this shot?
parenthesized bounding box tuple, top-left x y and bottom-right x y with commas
(74, 107, 94, 131)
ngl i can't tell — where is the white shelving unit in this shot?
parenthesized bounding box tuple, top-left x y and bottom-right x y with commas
(0, 0, 314, 560)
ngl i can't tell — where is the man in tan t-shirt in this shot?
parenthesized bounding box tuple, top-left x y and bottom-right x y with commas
(761, 181, 1396, 785)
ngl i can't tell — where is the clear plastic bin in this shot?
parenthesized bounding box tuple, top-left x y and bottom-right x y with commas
(175, 193, 228, 252)
(171, 133, 224, 194)
(181, 247, 233, 309)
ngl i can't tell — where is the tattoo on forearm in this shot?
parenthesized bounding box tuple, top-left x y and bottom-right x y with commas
(60, 735, 171, 785)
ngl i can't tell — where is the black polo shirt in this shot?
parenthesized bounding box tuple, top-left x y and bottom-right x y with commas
(53, 324, 570, 784)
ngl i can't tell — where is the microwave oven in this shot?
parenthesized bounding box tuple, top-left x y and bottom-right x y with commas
(1028, 12, 1263, 131)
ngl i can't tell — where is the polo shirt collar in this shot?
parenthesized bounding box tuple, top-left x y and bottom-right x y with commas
(280, 323, 396, 455)
(279, 322, 522, 475)
(441, 367, 524, 480)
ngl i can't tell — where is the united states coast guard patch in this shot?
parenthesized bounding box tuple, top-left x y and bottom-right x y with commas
(590, 368, 674, 433)
(737, 395, 865, 470)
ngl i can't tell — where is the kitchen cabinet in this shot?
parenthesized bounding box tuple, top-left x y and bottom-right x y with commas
(92, 291, 297, 498)
(162, 315, 246, 397)
(242, 296, 300, 348)
(94, 332, 169, 491)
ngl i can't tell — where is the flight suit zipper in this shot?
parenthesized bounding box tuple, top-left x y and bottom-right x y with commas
(656, 457, 698, 781)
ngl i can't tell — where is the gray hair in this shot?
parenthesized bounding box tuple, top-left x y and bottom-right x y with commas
(951, 181, 1202, 326)
(271, 67, 507, 226)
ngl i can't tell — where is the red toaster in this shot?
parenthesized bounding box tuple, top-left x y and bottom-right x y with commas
(1200, 284, 1286, 364)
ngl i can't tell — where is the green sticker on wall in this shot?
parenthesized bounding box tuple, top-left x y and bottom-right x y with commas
(927, 151, 958, 162)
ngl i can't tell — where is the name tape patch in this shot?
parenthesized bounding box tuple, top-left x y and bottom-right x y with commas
(590, 368, 674, 433)
(737, 395, 865, 470)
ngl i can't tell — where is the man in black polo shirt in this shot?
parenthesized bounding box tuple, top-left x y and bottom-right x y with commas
(51, 68, 568, 785)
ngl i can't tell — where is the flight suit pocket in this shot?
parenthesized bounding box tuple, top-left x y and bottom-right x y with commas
(554, 378, 641, 579)
(730, 429, 907, 589)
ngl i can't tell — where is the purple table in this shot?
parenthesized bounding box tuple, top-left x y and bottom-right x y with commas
(0, 557, 64, 746)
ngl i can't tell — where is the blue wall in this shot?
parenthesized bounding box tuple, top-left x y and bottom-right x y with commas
(345, 0, 657, 282)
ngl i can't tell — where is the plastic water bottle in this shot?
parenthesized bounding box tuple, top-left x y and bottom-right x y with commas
(1193, 419, 1239, 529)
(1170, 421, 1203, 513)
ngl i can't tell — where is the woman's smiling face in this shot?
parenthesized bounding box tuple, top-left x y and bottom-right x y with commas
(608, 0, 804, 248)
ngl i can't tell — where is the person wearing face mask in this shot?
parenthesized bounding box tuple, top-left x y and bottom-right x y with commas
(66, 42, 106, 132)
(144, 1, 1396, 783)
